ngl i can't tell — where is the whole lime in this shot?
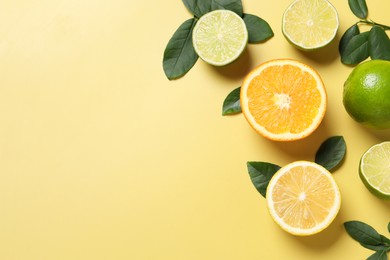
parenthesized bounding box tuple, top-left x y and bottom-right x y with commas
(343, 60, 390, 129)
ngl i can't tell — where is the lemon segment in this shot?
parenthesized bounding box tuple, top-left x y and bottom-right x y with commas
(359, 142, 390, 200)
(192, 10, 248, 66)
(282, 0, 339, 50)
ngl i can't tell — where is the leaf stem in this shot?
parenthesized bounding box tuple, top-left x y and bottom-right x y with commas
(359, 19, 390, 30)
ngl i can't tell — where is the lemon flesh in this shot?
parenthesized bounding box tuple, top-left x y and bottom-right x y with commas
(192, 10, 248, 66)
(266, 161, 341, 236)
(359, 142, 390, 200)
(282, 0, 339, 50)
(343, 60, 390, 129)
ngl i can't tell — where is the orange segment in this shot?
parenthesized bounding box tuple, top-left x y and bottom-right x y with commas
(266, 161, 341, 235)
(240, 59, 327, 141)
(266, 161, 341, 236)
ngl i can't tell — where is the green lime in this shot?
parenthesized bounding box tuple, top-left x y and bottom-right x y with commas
(192, 10, 248, 66)
(282, 0, 339, 51)
(343, 60, 390, 129)
(359, 142, 390, 200)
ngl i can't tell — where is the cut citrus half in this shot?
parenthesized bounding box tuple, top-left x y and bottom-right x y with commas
(282, 0, 339, 50)
(192, 10, 248, 66)
(266, 161, 341, 236)
(240, 59, 327, 141)
(359, 142, 390, 200)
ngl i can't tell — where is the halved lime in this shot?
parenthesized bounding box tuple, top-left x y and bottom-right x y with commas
(359, 142, 390, 200)
(192, 10, 248, 66)
(282, 0, 339, 50)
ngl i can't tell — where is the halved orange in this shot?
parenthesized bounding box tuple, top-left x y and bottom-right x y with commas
(240, 59, 327, 141)
(266, 161, 341, 236)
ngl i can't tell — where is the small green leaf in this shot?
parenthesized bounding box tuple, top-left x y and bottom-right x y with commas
(348, 0, 368, 19)
(211, 0, 243, 16)
(367, 250, 388, 260)
(222, 87, 241, 115)
(247, 162, 281, 198)
(315, 136, 346, 171)
(339, 24, 360, 55)
(388, 222, 390, 233)
(182, 0, 211, 18)
(182, 0, 243, 18)
(341, 31, 370, 65)
(369, 26, 390, 61)
(243, 13, 274, 43)
(163, 19, 198, 80)
(344, 221, 383, 246)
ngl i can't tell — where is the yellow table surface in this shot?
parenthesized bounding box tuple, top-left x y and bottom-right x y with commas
(0, 0, 389, 259)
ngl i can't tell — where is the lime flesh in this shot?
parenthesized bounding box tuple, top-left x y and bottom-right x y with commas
(282, 0, 339, 50)
(359, 142, 390, 200)
(192, 10, 248, 66)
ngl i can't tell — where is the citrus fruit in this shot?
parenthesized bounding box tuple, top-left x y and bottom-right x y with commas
(359, 141, 390, 200)
(192, 9, 248, 66)
(240, 59, 327, 141)
(343, 59, 390, 129)
(282, 0, 339, 50)
(266, 161, 341, 236)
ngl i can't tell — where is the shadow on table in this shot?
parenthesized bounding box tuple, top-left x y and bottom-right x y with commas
(269, 114, 335, 161)
(364, 127, 390, 140)
(294, 31, 341, 65)
(210, 47, 255, 81)
(295, 208, 345, 250)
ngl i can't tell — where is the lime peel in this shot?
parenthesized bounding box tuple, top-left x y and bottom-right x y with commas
(343, 59, 390, 129)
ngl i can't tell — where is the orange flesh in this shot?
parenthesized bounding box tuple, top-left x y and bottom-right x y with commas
(271, 166, 336, 229)
(247, 64, 322, 134)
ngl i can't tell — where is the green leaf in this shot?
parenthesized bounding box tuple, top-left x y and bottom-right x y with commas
(182, 0, 243, 18)
(163, 19, 198, 80)
(360, 243, 390, 252)
(388, 222, 390, 233)
(344, 221, 383, 246)
(211, 0, 243, 16)
(315, 136, 346, 171)
(182, 0, 212, 18)
(369, 26, 390, 61)
(222, 87, 241, 115)
(246, 162, 281, 198)
(339, 24, 360, 55)
(367, 250, 388, 260)
(380, 235, 390, 246)
(341, 31, 370, 65)
(243, 13, 274, 43)
(348, 0, 368, 19)
(359, 234, 390, 251)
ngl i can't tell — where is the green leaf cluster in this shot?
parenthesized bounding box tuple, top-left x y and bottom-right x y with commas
(344, 221, 390, 259)
(247, 136, 346, 198)
(163, 0, 274, 80)
(339, 0, 390, 65)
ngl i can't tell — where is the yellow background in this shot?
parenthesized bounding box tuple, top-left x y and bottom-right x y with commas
(0, 0, 389, 259)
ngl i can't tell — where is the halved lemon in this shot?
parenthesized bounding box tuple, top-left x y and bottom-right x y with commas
(282, 0, 339, 50)
(192, 9, 248, 66)
(266, 161, 341, 236)
(359, 141, 390, 200)
(240, 59, 327, 141)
